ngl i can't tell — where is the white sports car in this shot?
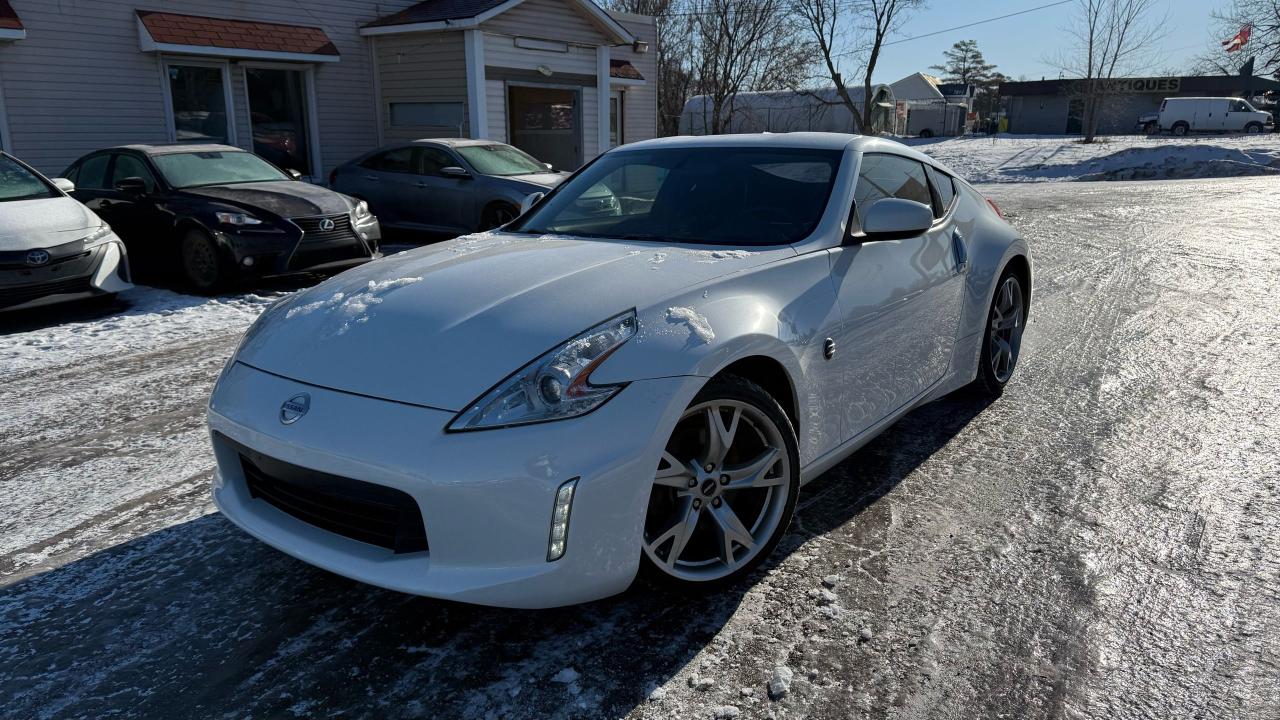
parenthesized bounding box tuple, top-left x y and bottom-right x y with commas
(208, 133, 1031, 608)
(0, 152, 131, 312)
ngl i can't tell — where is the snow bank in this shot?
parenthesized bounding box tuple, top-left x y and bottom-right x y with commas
(1, 287, 281, 376)
(905, 134, 1280, 183)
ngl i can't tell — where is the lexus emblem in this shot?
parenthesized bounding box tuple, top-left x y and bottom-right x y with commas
(279, 393, 311, 425)
(25, 249, 50, 267)
(318, 218, 336, 232)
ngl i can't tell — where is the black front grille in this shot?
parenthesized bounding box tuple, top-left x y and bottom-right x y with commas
(289, 244, 369, 272)
(240, 453, 428, 554)
(292, 214, 356, 244)
(0, 275, 93, 309)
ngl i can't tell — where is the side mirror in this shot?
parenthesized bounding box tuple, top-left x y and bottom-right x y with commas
(51, 177, 76, 194)
(440, 166, 471, 179)
(114, 177, 148, 195)
(520, 191, 545, 215)
(286, 169, 303, 181)
(543, 162, 554, 171)
(857, 198, 934, 241)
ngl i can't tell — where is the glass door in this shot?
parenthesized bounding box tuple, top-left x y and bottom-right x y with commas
(507, 85, 580, 172)
(246, 67, 312, 175)
(167, 63, 231, 144)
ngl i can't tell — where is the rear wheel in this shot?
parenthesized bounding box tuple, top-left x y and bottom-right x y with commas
(971, 269, 1027, 397)
(479, 203, 518, 231)
(180, 229, 230, 294)
(918, 128, 934, 138)
(1171, 122, 1190, 137)
(641, 375, 799, 589)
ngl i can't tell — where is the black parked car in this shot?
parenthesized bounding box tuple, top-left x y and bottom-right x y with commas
(61, 144, 381, 292)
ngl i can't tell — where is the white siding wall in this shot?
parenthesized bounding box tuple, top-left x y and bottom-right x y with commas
(482, 33, 598, 76)
(375, 31, 469, 143)
(582, 86, 599, 160)
(486, 79, 508, 142)
(610, 14, 658, 143)
(0, 0, 417, 176)
(481, 0, 609, 45)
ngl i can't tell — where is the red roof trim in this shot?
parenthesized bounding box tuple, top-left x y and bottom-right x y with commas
(610, 59, 643, 81)
(0, 1, 23, 30)
(136, 10, 339, 57)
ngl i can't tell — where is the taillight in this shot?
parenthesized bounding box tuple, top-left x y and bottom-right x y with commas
(985, 196, 1004, 218)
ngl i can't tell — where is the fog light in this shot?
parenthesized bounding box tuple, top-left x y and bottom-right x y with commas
(242, 256, 255, 267)
(547, 477, 579, 561)
(360, 231, 369, 240)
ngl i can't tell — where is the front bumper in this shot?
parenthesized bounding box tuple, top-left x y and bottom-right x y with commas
(219, 215, 383, 278)
(208, 361, 702, 608)
(0, 238, 131, 312)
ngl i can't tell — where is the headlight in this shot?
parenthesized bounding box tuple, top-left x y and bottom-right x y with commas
(352, 200, 371, 220)
(216, 211, 263, 227)
(447, 310, 637, 431)
(80, 224, 114, 247)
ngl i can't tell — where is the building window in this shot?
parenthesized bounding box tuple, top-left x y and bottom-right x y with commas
(165, 62, 232, 144)
(609, 92, 623, 148)
(246, 67, 313, 175)
(389, 102, 466, 131)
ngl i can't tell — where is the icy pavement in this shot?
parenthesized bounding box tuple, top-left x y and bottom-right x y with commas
(906, 133, 1280, 183)
(2, 177, 1279, 718)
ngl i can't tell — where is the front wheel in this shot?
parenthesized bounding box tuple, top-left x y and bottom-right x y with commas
(479, 203, 518, 231)
(180, 229, 230, 294)
(1245, 122, 1263, 134)
(1171, 122, 1189, 137)
(971, 269, 1027, 397)
(641, 375, 799, 589)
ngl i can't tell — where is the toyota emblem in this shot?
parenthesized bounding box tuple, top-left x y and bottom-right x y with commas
(25, 249, 50, 267)
(318, 218, 335, 232)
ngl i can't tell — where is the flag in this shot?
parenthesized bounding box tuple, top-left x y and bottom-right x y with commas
(1223, 25, 1252, 53)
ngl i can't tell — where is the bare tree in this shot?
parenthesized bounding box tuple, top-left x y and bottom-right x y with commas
(854, 0, 927, 131)
(1193, 1, 1280, 78)
(1051, 0, 1165, 142)
(608, 0, 696, 136)
(688, 0, 813, 133)
(791, 0, 868, 131)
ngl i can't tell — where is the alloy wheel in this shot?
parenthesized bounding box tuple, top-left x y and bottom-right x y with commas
(988, 275, 1024, 383)
(183, 235, 219, 288)
(643, 399, 792, 582)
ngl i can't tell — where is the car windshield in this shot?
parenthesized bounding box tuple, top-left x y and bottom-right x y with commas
(508, 147, 842, 246)
(456, 144, 548, 176)
(0, 155, 57, 202)
(153, 151, 290, 189)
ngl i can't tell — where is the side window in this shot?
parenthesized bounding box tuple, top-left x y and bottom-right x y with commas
(1230, 99, 1248, 113)
(361, 147, 417, 174)
(74, 154, 111, 190)
(854, 153, 933, 227)
(110, 154, 157, 192)
(925, 165, 956, 217)
(418, 147, 456, 176)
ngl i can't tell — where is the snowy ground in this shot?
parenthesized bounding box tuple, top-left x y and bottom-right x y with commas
(905, 133, 1280, 183)
(3, 178, 1280, 718)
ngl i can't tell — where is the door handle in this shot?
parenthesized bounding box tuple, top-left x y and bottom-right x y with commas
(416, 182, 430, 189)
(99, 200, 114, 209)
(951, 229, 969, 274)
(363, 175, 380, 181)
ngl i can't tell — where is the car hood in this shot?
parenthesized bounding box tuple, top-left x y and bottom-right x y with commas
(181, 181, 352, 218)
(502, 172, 570, 189)
(0, 196, 100, 251)
(236, 232, 791, 410)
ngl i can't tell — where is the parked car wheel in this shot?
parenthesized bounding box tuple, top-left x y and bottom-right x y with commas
(180, 228, 230, 294)
(1143, 122, 1159, 135)
(641, 374, 799, 589)
(918, 128, 934, 138)
(971, 268, 1027, 397)
(1171, 122, 1190, 137)
(1245, 122, 1264, 134)
(480, 202, 519, 231)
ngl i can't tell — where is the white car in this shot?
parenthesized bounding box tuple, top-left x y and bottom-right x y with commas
(0, 152, 131, 312)
(208, 133, 1031, 608)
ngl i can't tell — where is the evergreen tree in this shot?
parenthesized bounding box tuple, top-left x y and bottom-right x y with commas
(930, 40, 999, 88)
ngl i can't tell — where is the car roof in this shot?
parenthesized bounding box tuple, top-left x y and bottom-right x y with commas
(406, 138, 503, 148)
(107, 143, 246, 156)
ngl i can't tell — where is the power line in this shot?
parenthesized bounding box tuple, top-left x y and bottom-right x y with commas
(826, 0, 1074, 57)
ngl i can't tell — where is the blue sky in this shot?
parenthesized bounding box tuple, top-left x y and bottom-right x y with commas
(867, 0, 1222, 84)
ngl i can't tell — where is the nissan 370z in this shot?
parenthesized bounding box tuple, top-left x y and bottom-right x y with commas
(207, 133, 1031, 608)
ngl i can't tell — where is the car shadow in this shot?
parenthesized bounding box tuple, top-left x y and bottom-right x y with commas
(0, 392, 992, 719)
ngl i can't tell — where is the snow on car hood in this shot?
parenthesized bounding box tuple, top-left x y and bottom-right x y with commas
(182, 181, 352, 218)
(236, 232, 792, 410)
(504, 172, 569, 188)
(0, 196, 101, 252)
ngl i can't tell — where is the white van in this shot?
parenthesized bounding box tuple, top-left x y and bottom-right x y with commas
(1152, 97, 1273, 136)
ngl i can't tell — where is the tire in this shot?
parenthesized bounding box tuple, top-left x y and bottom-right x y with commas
(1143, 123, 1159, 136)
(970, 267, 1027, 397)
(640, 374, 800, 590)
(1245, 122, 1263, 134)
(1171, 122, 1189, 137)
(479, 203, 518, 231)
(180, 228, 231, 294)
(919, 128, 934, 138)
